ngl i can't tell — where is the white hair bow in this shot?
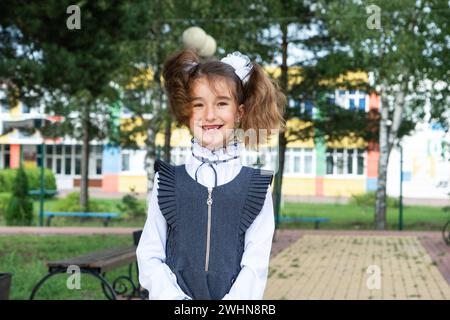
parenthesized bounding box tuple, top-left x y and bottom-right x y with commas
(221, 51, 253, 84)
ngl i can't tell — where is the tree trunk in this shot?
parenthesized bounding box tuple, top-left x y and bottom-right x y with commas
(145, 64, 161, 203)
(80, 105, 90, 212)
(145, 123, 157, 205)
(273, 132, 287, 230)
(375, 86, 405, 230)
(145, 2, 164, 204)
(164, 113, 172, 163)
(273, 19, 289, 239)
(375, 96, 389, 229)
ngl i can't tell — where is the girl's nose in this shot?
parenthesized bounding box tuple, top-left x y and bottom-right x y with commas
(203, 104, 216, 121)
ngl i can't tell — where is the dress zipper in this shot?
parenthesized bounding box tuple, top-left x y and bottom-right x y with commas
(205, 187, 213, 272)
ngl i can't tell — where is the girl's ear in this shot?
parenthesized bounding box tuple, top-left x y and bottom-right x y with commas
(237, 104, 245, 120)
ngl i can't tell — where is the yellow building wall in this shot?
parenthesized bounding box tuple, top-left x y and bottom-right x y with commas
(281, 177, 316, 196)
(322, 178, 365, 196)
(327, 136, 367, 148)
(118, 175, 148, 193)
(10, 104, 20, 117)
(23, 161, 37, 169)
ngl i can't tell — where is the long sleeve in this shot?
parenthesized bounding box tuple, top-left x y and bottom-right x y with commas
(136, 172, 192, 300)
(222, 187, 275, 300)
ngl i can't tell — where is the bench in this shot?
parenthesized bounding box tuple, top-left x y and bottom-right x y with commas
(44, 212, 119, 227)
(279, 216, 330, 229)
(29, 230, 147, 300)
(29, 190, 59, 197)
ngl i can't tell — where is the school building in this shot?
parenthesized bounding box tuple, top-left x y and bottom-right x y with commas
(0, 84, 449, 200)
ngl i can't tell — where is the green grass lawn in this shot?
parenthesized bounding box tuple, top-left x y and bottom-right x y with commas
(0, 197, 448, 231)
(280, 202, 450, 230)
(0, 234, 134, 300)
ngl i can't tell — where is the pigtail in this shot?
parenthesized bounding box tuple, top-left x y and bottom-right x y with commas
(241, 63, 286, 145)
(162, 49, 200, 126)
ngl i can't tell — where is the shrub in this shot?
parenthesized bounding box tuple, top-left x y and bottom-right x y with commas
(0, 168, 56, 196)
(5, 166, 33, 226)
(118, 192, 145, 220)
(52, 192, 112, 213)
(0, 192, 10, 218)
(351, 191, 399, 213)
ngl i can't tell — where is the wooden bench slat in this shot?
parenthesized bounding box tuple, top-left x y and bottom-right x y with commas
(47, 246, 137, 273)
(47, 246, 135, 265)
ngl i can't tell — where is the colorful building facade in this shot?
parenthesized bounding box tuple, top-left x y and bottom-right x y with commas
(1, 89, 449, 200)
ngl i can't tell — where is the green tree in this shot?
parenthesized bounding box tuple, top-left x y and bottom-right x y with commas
(118, 0, 284, 198)
(123, 0, 378, 219)
(210, 0, 377, 229)
(0, 1, 154, 211)
(318, 0, 450, 229)
(5, 165, 33, 226)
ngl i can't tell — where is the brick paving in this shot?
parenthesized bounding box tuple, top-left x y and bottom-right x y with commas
(2, 226, 449, 300)
(265, 230, 450, 300)
(420, 235, 450, 286)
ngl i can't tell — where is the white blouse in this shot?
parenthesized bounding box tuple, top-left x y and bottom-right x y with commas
(136, 140, 275, 300)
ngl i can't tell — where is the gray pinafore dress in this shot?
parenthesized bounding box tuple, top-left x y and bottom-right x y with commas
(155, 159, 273, 300)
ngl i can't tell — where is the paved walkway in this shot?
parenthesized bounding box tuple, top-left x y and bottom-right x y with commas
(2, 227, 449, 300)
(265, 230, 450, 300)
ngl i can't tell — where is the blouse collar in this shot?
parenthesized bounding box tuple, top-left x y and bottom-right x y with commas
(191, 136, 242, 163)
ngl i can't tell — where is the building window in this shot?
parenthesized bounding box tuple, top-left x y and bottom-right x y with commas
(43, 144, 102, 176)
(121, 153, 130, 172)
(304, 153, 313, 174)
(56, 158, 62, 174)
(75, 158, 81, 175)
(0, 144, 10, 168)
(325, 148, 365, 176)
(334, 90, 367, 111)
(75, 145, 82, 175)
(293, 155, 301, 173)
(22, 102, 30, 113)
(1, 102, 8, 113)
(64, 145, 72, 175)
(284, 147, 315, 175)
(336, 148, 344, 174)
(96, 158, 102, 175)
(357, 149, 364, 175)
(93, 145, 103, 175)
(45, 145, 53, 170)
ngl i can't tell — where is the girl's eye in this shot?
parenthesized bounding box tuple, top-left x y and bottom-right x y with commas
(218, 102, 228, 106)
(193, 104, 203, 108)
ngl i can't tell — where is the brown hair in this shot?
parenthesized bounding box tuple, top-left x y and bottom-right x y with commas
(162, 48, 286, 145)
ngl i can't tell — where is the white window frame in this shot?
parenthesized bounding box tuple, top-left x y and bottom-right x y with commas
(335, 90, 368, 111)
(45, 144, 102, 177)
(325, 148, 366, 177)
(283, 147, 316, 177)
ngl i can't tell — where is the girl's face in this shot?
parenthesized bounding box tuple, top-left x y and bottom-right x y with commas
(189, 77, 244, 150)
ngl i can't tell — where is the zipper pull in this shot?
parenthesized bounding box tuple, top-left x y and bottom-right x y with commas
(207, 187, 213, 205)
(205, 187, 213, 272)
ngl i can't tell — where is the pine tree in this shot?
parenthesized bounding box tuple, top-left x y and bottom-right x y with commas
(5, 166, 33, 226)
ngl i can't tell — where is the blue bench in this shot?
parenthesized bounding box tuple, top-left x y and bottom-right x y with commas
(279, 216, 330, 229)
(28, 190, 59, 196)
(44, 212, 119, 227)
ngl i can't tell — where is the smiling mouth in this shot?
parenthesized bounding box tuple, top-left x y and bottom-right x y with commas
(202, 125, 224, 131)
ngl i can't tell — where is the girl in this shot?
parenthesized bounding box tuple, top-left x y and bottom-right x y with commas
(136, 49, 285, 300)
